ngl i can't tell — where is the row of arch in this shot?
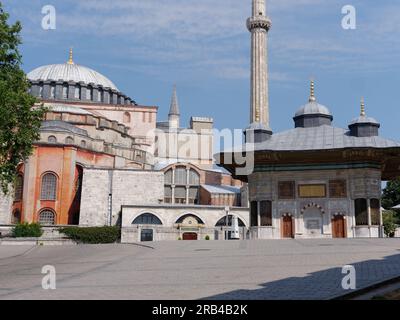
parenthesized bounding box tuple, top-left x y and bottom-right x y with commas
(250, 199, 382, 227)
(12, 209, 56, 225)
(30, 82, 134, 106)
(47, 135, 87, 148)
(132, 213, 246, 227)
(14, 172, 58, 202)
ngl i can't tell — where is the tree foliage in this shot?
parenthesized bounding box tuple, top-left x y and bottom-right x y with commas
(0, 2, 45, 193)
(382, 210, 398, 238)
(382, 178, 400, 210)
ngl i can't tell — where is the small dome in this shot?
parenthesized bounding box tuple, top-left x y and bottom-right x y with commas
(293, 81, 333, 128)
(27, 63, 119, 91)
(295, 101, 332, 117)
(349, 115, 379, 125)
(294, 80, 332, 117)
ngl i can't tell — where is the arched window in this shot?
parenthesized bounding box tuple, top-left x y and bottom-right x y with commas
(260, 200, 272, 226)
(65, 136, 74, 144)
(355, 198, 368, 226)
(74, 85, 81, 99)
(87, 87, 93, 101)
(38, 85, 43, 98)
(215, 215, 245, 227)
(99, 89, 104, 102)
(80, 140, 86, 148)
(164, 166, 201, 205)
(50, 84, 56, 99)
(41, 173, 57, 200)
(14, 174, 23, 201)
(12, 210, 21, 225)
(39, 209, 56, 225)
(62, 84, 69, 99)
(370, 199, 381, 225)
(48, 136, 57, 143)
(132, 213, 162, 225)
(123, 112, 131, 123)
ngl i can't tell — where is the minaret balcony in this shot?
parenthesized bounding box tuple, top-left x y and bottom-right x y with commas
(247, 16, 272, 31)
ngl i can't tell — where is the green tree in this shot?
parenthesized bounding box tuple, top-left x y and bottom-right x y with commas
(0, 2, 45, 193)
(382, 210, 398, 238)
(382, 178, 400, 211)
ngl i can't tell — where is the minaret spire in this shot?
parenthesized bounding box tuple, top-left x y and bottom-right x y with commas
(309, 79, 316, 102)
(168, 85, 180, 129)
(246, 0, 272, 142)
(360, 97, 366, 116)
(67, 47, 74, 65)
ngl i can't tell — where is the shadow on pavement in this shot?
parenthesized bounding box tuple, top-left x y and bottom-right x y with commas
(202, 252, 400, 300)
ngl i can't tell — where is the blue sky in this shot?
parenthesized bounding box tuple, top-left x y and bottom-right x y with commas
(3, 0, 400, 142)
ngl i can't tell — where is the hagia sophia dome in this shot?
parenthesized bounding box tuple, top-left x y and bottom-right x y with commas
(26, 49, 135, 106)
(28, 63, 119, 91)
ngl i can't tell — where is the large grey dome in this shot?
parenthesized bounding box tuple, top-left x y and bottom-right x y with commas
(27, 63, 119, 91)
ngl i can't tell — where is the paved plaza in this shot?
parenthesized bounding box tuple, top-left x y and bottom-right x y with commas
(0, 239, 400, 300)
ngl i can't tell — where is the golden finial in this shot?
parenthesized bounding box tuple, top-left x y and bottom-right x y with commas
(360, 97, 366, 116)
(68, 47, 74, 65)
(309, 79, 316, 102)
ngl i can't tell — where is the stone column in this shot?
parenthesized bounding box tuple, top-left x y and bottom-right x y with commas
(367, 198, 372, 237)
(171, 168, 175, 204)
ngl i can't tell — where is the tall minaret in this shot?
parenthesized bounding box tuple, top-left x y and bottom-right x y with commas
(168, 85, 180, 129)
(246, 0, 272, 142)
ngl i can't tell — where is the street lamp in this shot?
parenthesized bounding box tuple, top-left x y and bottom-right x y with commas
(225, 206, 229, 240)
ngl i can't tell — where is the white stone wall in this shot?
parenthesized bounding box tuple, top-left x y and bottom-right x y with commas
(247, 168, 382, 239)
(0, 190, 12, 225)
(121, 205, 249, 243)
(80, 168, 164, 226)
(79, 169, 110, 226)
(111, 170, 164, 224)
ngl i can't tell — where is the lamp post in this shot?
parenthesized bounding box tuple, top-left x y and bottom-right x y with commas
(225, 206, 229, 240)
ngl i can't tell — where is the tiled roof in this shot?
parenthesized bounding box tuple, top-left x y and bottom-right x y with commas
(238, 125, 400, 152)
(201, 184, 241, 194)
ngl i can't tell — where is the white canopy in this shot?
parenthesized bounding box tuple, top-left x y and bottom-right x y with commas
(392, 204, 400, 209)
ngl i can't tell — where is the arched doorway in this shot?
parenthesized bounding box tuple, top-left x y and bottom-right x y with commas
(281, 214, 294, 238)
(176, 214, 204, 240)
(132, 213, 163, 242)
(332, 215, 346, 238)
